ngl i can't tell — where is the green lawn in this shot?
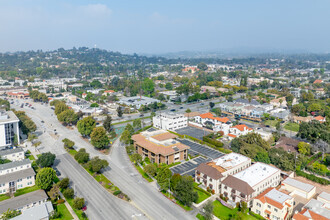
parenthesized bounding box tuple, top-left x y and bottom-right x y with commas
(284, 122, 300, 132)
(54, 203, 73, 220)
(36, 154, 41, 158)
(14, 185, 40, 197)
(213, 200, 257, 220)
(264, 120, 278, 127)
(0, 194, 10, 202)
(65, 197, 87, 220)
(194, 187, 211, 204)
(196, 213, 205, 220)
(135, 164, 153, 182)
(28, 155, 36, 161)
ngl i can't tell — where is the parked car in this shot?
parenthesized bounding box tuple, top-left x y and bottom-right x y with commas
(170, 109, 176, 111)
(140, 114, 144, 117)
(54, 167, 61, 176)
(179, 106, 184, 109)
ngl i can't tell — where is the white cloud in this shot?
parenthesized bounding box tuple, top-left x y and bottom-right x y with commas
(78, 4, 112, 18)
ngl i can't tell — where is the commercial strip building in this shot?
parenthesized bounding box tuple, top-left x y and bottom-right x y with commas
(0, 190, 48, 214)
(195, 153, 251, 193)
(281, 177, 316, 200)
(0, 159, 35, 195)
(221, 162, 281, 207)
(251, 187, 294, 220)
(131, 129, 189, 164)
(153, 113, 187, 131)
(0, 147, 24, 161)
(0, 110, 20, 149)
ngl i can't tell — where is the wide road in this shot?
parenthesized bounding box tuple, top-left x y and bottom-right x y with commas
(10, 98, 193, 220)
(10, 99, 145, 220)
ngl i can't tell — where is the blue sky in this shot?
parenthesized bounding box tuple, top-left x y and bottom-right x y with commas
(0, 0, 329, 54)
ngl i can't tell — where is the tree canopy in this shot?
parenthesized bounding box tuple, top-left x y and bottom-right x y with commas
(36, 167, 57, 190)
(77, 116, 96, 137)
(36, 152, 56, 168)
(90, 127, 109, 149)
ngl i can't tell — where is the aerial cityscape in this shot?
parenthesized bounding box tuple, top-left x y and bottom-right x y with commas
(0, 1, 329, 220)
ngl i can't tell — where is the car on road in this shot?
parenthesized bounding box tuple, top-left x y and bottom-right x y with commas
(170, 109, 176, 111)
(179, 106, 183, 109)
(265, 125, 270, 128)
(41, 120, 44, 123)
(200, 103, 204, 105)
(51, 107, 55, 110)
(54, 167, 61, 176)
(82, 206, 87, 211)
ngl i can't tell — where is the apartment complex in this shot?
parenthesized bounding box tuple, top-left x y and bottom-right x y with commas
(252, 187, 294, 220)
(153, 113, 187, 131)
(221, 162, 281, 206)
(0, 147, 24, 161)
(0, 110, 20, 149)
(0, 159, 35, 195)
(195, 153, 251, 194)
(131, 129, 189, 164)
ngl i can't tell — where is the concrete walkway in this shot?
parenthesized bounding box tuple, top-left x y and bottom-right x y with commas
(59, 191, 79, 220)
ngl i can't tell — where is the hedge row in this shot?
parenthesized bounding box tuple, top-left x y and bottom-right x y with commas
(203, 136, 224, 148)
(296, 169, 330, 185)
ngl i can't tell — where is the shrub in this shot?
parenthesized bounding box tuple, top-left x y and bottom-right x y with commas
(296, 169, 330, 185)
(72, 197, 85, 210)
(74, 148, 89, 164)
(58, 178, 69, 189)
(114, 190, 122, 195)
(63, 188, 74, 199)
(57, 199, 65, 204)
(211, 189, 215, 194)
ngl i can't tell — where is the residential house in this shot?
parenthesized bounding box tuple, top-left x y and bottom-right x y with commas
(251, 187, 294, 220)
(251, 107, 267, 118)
(194, 112, 232, 134)
(0, 110, 20, 149)
(293, 116, 313, 124)
(0, 190, 48, 215)
(195, 153, 251, 194)
(281, 177, 316, 199)
(221, 162, 281, 207)
(228, 124, 253, 139)
(153, 113, 187, 131)
(131, 129, 189, 164)
(313, 79, 323, 84)
(200, 86, 218, 96)
(103, 90, 115, 96)
(317, 191, 330, 205)
(118, 96, 160, 109)
(82, 93, 87, 99)
(234, 98, 260, 107)
(0, 159, 35, 195)
(12, 201, 54, 220)
(0, 147, 24, 161)
(270, 98, 287, 108)
(275, 137, 300, 153)
(271, 109, 290, 121)
(314, 116, 326, 123)
(292, 198, 330, 220)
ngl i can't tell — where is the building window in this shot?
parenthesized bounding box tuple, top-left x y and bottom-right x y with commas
(268, 205, 271, 209)
(274, 208, 278, 212)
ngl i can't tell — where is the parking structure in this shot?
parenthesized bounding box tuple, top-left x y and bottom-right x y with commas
(170, 156, 210, 177)
(178, 139, 224, 159)
(175, 126, 210, 140)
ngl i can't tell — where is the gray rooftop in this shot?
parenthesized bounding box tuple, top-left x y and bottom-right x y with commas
(0, 147, 24, 157)
(0, 111, 19, 124)
(304, 199, 330, 219)
(266, 188, 292, 204)
(0, 159, 31, 171)
(13, 201, 53, 220)
(0, 167, 35, 183)
(318, 191, 330, 202)
(283, 177, 315, 193)
(0, 190, 48, 213)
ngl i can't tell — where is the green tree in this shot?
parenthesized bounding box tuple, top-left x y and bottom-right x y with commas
(62, 138, 75, 149)
(36, 152, 56, 168)
(156, 167, 172, 191)
(87, 156, 109, 173)
(170, 173, 182, 191)
(209, 102, 215, 109)
(133, 119, 142, 130)
(197, 62, 208, 71)
(63, 188, 74, 199)
(77, 116, 96, 137)
(173, 175, 198, 207)
(213, 108, 222, 116)
(144, 164, 157, 177)
(74, 148, 90, 164)
(125, 123, 135, 135)
(47, 184, 60, 201)
(131, 153, 142, 165)
(90, 127, 109, 149)
(36, 167, 57, 190)
(202, 200, 214, 220)
(142, 78, 155, 95)
(54, 102, 68, 115)
(185, 109, 191, 113)
(72, 197, 85, 210)
(298, 142, 311, 155)
(120, 130, 131, 145)
(117, 107, 123, 117)
(103, 115, 112, 133)
(0, 98, 10, 110)
(1, 209, 21, 219)
(58, 178, 70, 189)
(57, 109, 78, 125)
(165, 82, 173, 90)
(90, 103, 99, 107)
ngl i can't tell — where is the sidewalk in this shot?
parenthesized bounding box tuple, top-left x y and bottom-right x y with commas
(59, 191, 79, 220)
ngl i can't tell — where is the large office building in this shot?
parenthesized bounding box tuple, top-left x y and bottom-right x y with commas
(195, 153, 251, 194)
(0, 159, 35, 195)
(153, 113, 187, 131)
(0, 110, 20, 149)
(221, 162, 281, 207)
(131, 129, 189, 164)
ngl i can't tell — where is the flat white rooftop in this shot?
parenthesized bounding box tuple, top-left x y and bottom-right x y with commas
(266, 188, 292, 204)
(318, 191, 330, 202)
(234, 162, 280, 187)
(214, 153, 250, 171)
(304, 199, 330, 219)
(282, 177, 315, 193)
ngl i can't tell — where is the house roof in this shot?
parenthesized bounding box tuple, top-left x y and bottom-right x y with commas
(282, 177, 315, 193)
(0, 159, 31, 171)
(0, 147, 24, 157)
(0, 190, 48, 213)
(313, 79, 323, 84)
(228, 134, 236, 138)
(231, 124, 252, 131)
(196, 163, 223, 180)
(222, 175, 255, 195)
(184, 112, 200, 117)
(318, 191, 330, 202)
(199, 112, 230, 123)
(235, 98, 260, 106)
(104, 90, 115, 93)
(13, 201, 54, 220)
(254, 187, 292, 210)
(1, 167, 35, 183)
(314, 116, 325, 121)
(151, 132, 178, 141)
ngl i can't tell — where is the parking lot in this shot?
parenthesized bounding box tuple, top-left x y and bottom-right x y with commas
(170, 156, 210, 177)
(179, 139, 224, 159)
(175, 126, 210, 140)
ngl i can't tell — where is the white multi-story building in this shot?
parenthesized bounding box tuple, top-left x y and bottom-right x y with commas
(0, 159, 35, 195)
(252, 187, 294, 220)
(153, 113, 187, 131)
(227, 124, 253, 139)
(195, 153, 251, 194)
(0, 110, 20, 149)
(194, 112, 232, 134)
(221, 162, 281, 207)
(0, 147, 24, 161)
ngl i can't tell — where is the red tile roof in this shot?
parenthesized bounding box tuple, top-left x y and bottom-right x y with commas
(231, 124, 252, 131)
(314, 116, 325, 121)
(199, 112, 230, 123)
(254, 187, 291, 210)
(104, 90, 115, 93)
(313, 79, 323, 84)
(228, 134, 236, 138)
